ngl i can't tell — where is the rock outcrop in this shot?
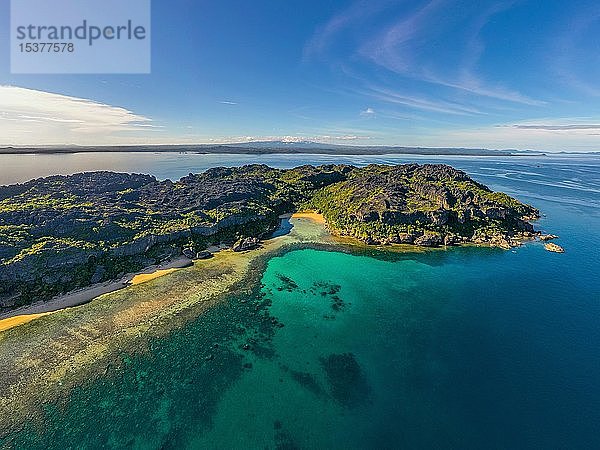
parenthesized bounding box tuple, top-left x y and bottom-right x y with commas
(194, 250, 211, 260)
(540, 234, 559, 241)
(544, 243, 565, 253)
(232, 237, 260, 252)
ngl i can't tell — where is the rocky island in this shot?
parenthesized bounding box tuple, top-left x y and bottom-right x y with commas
(0, 164, 540, 311)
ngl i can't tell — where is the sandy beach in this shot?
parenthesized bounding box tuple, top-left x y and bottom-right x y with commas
(0, 215, 331, 332)
(130, 268, 179, 285)
(0, 312, 56, 333)
(289, 211, 326, 224)
(0, 255, 193, 332)
(0, 212, 430, 335)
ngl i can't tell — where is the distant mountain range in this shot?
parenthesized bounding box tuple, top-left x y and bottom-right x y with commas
(0, 140, 546, 156)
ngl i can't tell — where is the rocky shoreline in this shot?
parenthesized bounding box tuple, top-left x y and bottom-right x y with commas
(0, 164, 548, 312)
(0, 255, 193, 323)
(307, 164, 542, 249)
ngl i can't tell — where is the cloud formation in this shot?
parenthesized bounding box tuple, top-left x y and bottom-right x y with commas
(303, 0, 390, 60)
(360, 107, 376, 116)
(422, 119, 600, 151)
(0, 86, 155, 145)
(553, 8, 600, 97)
(239, 134, 369, 143)
(512, 124, 600, 131)
(306, 0, 544, 114)
(363, 85, 483, 115)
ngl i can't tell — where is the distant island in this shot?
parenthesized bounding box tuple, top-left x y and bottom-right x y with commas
(0, 140, 545, 156)
(0, 163, 541, 312)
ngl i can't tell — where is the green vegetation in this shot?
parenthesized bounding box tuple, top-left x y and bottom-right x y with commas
(0, 164, 538, 309)
(306, 164, 539, 246)
(0, 194, 93, 213)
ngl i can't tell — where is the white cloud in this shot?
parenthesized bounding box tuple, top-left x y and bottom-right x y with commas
(511, 123, 600, 131)
(360, 107, 376, 116)
(0, 86, 156, 146)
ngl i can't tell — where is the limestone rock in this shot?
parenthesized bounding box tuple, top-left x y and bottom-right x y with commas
(540, 234, 559, 241)
(232, 237, 260, 252)
(195, 250, 213, 260)
(544, 243, 565, 253)
(182, 248, 196, 259)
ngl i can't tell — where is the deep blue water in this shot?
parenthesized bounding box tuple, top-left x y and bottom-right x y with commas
(1, 153, 599, 449)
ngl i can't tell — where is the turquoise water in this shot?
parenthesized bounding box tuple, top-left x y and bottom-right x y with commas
(1, 155, 599, 448)
(192, 227, 600, 448)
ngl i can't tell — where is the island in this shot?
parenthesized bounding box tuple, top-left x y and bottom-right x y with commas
(0, 164, 540, 312)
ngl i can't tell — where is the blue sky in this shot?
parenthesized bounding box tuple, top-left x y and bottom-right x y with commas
(1, 0, 600, 151)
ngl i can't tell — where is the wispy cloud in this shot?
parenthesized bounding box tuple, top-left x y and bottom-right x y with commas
(303, 0, 392, 61)
(360, 107, 376, 116)
(422, 72, 545, 106)
(494, 117, 600, 134)
(430, 1, 545, 106)
(364, 85, 484, 115)
(511, 124, 600, 131)
(359, 0, 445, 74)
(0, 86, 156, 145)
(306, 0, 544, 111)
(219, 100, 238, 105)
(362, 1, 542, 105)
(407, 121, 600, 151)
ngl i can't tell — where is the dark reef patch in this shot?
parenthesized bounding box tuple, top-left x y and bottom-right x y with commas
(276, 273, 299, 292)
(311, 281, 341, 297)
(320, 353, 371, 409)
(310, 281, 346, 312)
(281, 365, 328, 399)
(274, 427, 301, 450)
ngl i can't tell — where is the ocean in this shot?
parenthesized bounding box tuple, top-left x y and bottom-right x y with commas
(1, 153, 599, 449)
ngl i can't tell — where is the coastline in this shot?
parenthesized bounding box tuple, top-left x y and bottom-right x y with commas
(0, 146, 541, 157)
(0, 213, 339, 435)
(0, 210, 551, 439)
(290, 212, 326, 224)
(0, 312, 55, 333)
(0, 213, 345, 333)
(0, 256, 193, 331)
(0, 207, 538, 334)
